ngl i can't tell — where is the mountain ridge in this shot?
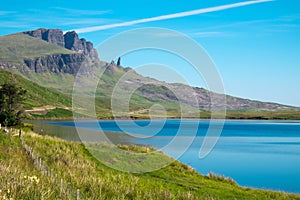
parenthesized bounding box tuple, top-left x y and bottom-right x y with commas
(23, 28, 98, 59)
(0, 28, 299, 119)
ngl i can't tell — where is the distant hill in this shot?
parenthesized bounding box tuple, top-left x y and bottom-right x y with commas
(0, 28, 299, 119)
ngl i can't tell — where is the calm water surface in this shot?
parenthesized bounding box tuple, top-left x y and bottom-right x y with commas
(32, 120, 300, 193)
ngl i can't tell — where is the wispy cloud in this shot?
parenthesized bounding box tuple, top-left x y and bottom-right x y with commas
(0, 11, 16, 16)
(192, 31, 228, 38)
(192, 13, 300, 37)
(196, 19, 275, 32)
(147, 32, 183, 38)
(56, 18, 119, 26)
(279, 14, 300, 22)
(0, 9, 118, 30)
(74, 0, 273, 33)
(0, 21, 30, 28)
(52, 7, 112, 16)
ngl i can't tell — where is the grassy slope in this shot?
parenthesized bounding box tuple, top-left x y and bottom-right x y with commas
(17, 68, 300, 119)
(0, 132, 66, 199)
(94, 66, 196, 119)
(1, 67, 299, 119)
(0, 69, 71, 109)
(22, 71, 300, 119)
(0, 33, 73, 64)
(0, 32, 298, 119)
(1, 131, 298, 199)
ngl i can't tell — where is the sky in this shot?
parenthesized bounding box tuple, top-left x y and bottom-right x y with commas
(0, 0, 300, 106)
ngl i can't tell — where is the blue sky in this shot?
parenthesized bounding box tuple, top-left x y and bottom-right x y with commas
(0, 0, 300, 106)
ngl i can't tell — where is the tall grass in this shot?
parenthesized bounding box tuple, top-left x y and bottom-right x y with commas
(1, 130, 300, 199)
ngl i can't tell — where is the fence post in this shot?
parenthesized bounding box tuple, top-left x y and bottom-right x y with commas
(76, 189, 80, 200)
(60, 178, 63, 195)
(19, 130, 75, 199)
(99, 182, 102, 198)
(67, 184, 71, 200)
(39, 158, 42, 169)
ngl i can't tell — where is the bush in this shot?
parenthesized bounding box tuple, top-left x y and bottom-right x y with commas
(0, 111, 20, 127)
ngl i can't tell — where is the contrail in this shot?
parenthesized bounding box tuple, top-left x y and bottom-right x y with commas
(74, 0, 273, 33)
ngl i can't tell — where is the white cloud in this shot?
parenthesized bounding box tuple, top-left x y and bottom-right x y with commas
(146, 32, 183, 38)
(59, 18, 119, 26)
(74, 0, 273, 33)
(192, 31, 224, 37)
(52, 7, 112, 16)
(0, 21, 30, 28)
(193, 14, 299, 36)
(0, 11, 16, 16)
(280, 14, 300, 22)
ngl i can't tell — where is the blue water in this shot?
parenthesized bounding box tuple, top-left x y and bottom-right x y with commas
(40, 120, 300, 193)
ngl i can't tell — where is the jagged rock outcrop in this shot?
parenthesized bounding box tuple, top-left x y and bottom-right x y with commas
(24, 53, 87, 74)
(117, 57, 121, 66)
(23, 28, 98, 59)
(105, 61, 117, 74)
(64, 31, 98, 58)
(21, 28, 99, 75)
(104, 60, 125, 75)
(24, 28, 65, 47)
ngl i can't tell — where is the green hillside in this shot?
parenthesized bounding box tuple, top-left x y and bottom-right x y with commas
(0, 29, 299, 119)
(2, 68, 300, 120)
(0, 69, 71, 109)
(1, 131, 299, 199)
(0, 33, 73, 64)
(0, 67, 187, 119)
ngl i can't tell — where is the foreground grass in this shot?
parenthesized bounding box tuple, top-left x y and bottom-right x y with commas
(0, 132, 65, 199)
(1, 131, 300, 200)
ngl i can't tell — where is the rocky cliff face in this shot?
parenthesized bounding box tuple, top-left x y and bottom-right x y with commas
(22, 28, 99, 75)
(23, 28, 98, 58)
(24, 28, 65, 47)
(64, 31, 98, 58)
(23, 53, 87, 74)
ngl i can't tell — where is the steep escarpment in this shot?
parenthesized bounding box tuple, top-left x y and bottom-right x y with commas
(23, 28, 65, 47)
(23, 28, 98, 59)
(23, 53, 86, 74)
(20, 28, 99, 75)
(64, 31, 98, 58)
(0, 29, 100, 76)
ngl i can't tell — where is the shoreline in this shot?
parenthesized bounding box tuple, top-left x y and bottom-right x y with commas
(14, 128, 300, 195)
(27, 130, 300, 195)
(27, 120, 300, 194)
(26, 118, 300, 123)
(2, 129, 298, 199)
